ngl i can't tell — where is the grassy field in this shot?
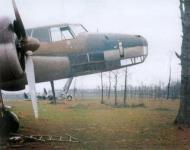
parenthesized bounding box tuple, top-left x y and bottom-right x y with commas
(4, 99, 190, 150)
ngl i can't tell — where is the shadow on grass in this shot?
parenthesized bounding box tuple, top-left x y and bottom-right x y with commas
(69, 104, 88, 109)
(154, 107, 173, 111)
(111, 103, 146, 108)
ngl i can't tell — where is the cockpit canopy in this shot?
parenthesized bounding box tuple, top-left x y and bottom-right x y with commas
(26, 24, 87, 42)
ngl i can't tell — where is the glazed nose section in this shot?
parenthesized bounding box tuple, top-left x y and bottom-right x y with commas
(137, 35, 148, 57)
(120, 35, 148, 59)
(118, 35, 148, 67)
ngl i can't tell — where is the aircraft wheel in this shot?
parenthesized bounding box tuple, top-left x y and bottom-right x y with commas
(4, 111, 19, 133)
(0, 110, 19, 146)
(67, 95, 72, 101)
(0, 111, 19, 134)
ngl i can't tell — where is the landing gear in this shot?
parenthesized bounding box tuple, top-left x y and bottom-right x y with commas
(0, 110, 19, 134)
(0, 90, 19, 147)
(2, 111, 19, 133)
(48, 78, 73, 103)
(66, 95, 72, 101)
(50, 80, 56, 104)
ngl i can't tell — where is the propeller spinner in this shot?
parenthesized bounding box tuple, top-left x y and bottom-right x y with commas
(12, 0, 40, 119)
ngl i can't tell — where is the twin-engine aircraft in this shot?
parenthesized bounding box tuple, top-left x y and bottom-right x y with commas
(0, 0, 148, 135)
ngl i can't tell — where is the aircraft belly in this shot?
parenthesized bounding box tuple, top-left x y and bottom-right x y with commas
(33, 56, 70, 83)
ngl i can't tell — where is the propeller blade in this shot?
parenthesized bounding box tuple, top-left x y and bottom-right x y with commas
(25, 53, 38, 119)
(12, 0, 26, 39)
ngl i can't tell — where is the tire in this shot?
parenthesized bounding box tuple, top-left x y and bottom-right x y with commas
(4, 111, 19, 133)
(0, 110, 19, 137)
(67, 95, 72, 101)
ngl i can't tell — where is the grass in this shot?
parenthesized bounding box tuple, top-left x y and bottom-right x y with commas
(4, 99, 190, 150)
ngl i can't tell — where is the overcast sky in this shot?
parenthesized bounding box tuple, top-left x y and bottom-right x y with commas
(0, 0, 181, 92)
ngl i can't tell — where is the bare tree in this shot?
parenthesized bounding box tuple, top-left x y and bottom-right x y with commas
(167, 62, 172, 100)
(100, 72, 104, 104)
(113, 70, 119, 106)
(123, 67, 128, 106)
(108, 72, 112, 100)
(175, 0, 190, 125)
(73, 79, 77, 99)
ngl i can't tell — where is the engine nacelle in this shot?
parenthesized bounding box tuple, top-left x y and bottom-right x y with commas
(0, 17, 24, 90)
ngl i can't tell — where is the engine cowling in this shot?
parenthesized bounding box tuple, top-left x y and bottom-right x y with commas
(0, 17, 25, 90)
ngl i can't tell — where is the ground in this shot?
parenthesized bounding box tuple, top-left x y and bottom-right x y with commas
(3, 98, 190, 150)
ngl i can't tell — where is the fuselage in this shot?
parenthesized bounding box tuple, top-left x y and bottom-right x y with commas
(0, 22, 148, 91)
(29, 24, 148, 83)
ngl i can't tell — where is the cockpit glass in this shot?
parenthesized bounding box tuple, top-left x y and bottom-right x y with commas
(70, 25, 87, 36)
(50, 24, 87, 42)
(50, 27, 73, 42)
(60, 27, 73, 40)
(50, 27, 62, 42)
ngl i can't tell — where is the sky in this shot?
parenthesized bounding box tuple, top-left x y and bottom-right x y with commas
(0, 0, 182, 92)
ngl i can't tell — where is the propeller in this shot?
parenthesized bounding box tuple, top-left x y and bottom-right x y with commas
(12, 0, 26, 39)
(12, 0, 40, 119)
(25, 52, 38, 118)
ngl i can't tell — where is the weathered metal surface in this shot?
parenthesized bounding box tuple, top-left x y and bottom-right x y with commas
(33, 33, 147, 56)
(0, 17, 24, 86)
(33, 56, 70, 82)
(0, 21, 148, 91)
(25, 24, 148, 84)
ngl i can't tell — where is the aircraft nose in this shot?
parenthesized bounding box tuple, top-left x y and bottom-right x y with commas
(138, 35, 148, 47)
(121, 35, 148, 48)
(138, 36, 148, 53)
(135, 35, 148, 56)
(117, 35, 148, 59)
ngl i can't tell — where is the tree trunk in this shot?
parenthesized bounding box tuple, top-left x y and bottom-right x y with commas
(114, 74, 118, 106)
(100, 72, 104, 104)
(175, 0, 190, 125)
(73, 79, 77, 99)
(167, 64, 171, 100)
(108, 72, 111, 100)
(124, 67, 128, 106)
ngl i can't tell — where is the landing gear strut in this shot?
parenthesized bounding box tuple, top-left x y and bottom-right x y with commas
(0, 90, 19, 147)
(50, 80, 56, 104)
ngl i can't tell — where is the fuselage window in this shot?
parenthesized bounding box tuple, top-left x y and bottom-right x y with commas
(61, 28, 73, 40)
(70, 25, 87, 36)
(50, 26, 74, 42)
(50, 27, 62, 42)
(26, 28, 51, 42)
(32, 28, 50, 42)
